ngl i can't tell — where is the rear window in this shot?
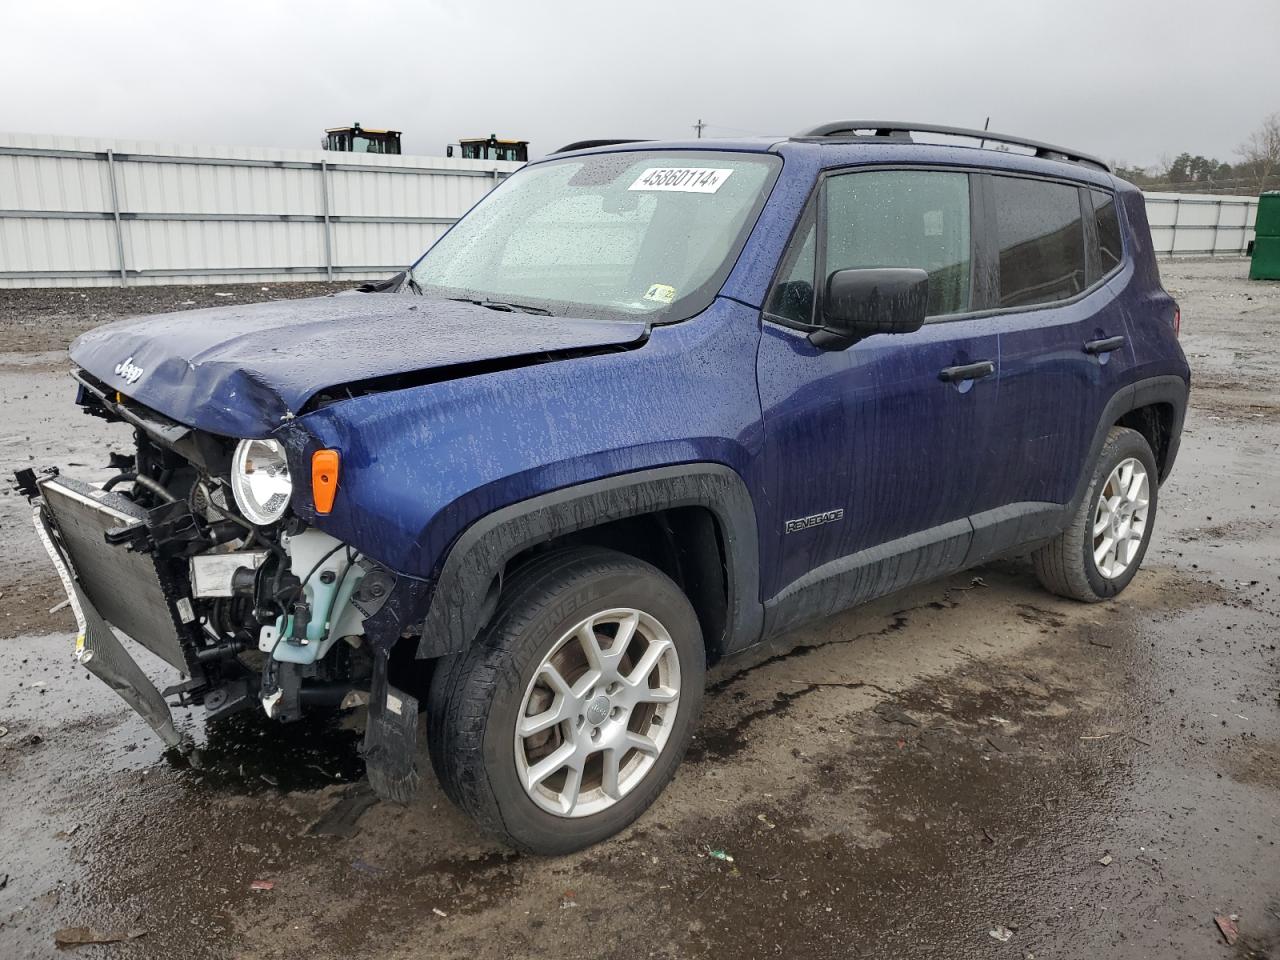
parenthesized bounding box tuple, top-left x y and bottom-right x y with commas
(1090, 189, 1123, 279)
(992, 176, 1086, 308)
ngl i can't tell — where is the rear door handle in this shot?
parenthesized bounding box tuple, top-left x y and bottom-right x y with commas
(1084, 335, 1126, 355)
(938, 360, 995, 383)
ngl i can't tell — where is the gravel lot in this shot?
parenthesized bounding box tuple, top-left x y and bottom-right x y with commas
(0, 261, 1277, 960)
(0, 281, 351, 354)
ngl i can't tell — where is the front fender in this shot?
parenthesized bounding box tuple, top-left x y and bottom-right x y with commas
(274, 299, 767, 652)
(278, 299, 764, 577)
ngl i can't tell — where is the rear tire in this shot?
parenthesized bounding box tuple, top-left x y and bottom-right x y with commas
(426, 547, 704, 854)
(1033, 426, 1158, 602)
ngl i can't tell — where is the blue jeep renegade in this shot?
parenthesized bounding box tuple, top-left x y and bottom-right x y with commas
(19, 121, 1189, 853)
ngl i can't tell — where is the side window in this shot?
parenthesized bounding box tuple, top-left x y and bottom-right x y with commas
(1090, 189, 1123, 278)
(764, 207, 816, 326)
(992, 176, 1086, 308)
(824, 170, 972, 317)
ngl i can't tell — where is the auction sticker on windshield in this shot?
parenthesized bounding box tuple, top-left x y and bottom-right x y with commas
(629, 167, 734, 193)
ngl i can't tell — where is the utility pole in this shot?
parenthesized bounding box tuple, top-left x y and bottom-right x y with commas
(694, 119, 705, 139)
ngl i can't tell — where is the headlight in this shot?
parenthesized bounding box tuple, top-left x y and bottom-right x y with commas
(230, 438, 292, 526)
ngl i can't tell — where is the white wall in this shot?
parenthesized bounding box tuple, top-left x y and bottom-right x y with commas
(0, 132, 523, 287)
(0, 134, 1262, 288)
(1143, 192, 1257, 257)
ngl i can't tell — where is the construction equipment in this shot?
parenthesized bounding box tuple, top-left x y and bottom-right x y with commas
(324, 123, 401, 155)
(448, 135, 528, 162)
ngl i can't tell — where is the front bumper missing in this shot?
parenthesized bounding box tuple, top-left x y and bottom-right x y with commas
(24, 469, 419, 802)
(31, 483, 191, 753)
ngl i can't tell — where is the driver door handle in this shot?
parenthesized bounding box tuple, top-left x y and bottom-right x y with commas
(938, 360, 995, 383)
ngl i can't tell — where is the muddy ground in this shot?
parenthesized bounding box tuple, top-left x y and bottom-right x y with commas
(0, 260, 1276, 959)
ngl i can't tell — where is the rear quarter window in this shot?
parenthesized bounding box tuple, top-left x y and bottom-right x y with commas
(992, 176, 1086, 308)
(1090, 189, 1124, 278)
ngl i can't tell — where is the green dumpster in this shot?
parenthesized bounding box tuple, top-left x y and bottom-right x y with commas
(1250, 191, 1280, 280)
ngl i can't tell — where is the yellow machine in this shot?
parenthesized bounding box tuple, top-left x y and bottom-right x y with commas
(450, 135, 529, 162)
(324, 123, 402, 155)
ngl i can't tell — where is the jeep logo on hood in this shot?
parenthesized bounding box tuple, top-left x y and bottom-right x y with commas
(113, 356, 144, 385)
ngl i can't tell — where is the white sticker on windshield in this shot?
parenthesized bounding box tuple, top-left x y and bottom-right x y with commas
(629, 167, 734, 194)
(644, 283, 676, 304)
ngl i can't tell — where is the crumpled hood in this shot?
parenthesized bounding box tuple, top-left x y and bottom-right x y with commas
(69, 294, 648, 437)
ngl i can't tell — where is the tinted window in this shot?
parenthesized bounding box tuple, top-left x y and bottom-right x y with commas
(993, 176, 1086, 308)
(1090, 189, 1123, 278)
(824, 170, 971, 317)
(765, 208, 816, 326)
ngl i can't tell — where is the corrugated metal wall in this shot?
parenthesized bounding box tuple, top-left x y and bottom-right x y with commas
(0, 132, 523, 287)
(1143, 192, 1258, 256)
(0, 133, 1264, 287)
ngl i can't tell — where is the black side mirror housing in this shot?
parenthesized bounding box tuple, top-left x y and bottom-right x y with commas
(810, 267, 929, 350)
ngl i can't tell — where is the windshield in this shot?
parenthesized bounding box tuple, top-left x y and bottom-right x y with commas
(409, 151, 780, 321)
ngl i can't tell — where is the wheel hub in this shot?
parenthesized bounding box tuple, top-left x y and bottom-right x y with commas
(584, 694, 611, 726)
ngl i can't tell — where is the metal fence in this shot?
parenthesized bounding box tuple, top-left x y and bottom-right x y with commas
(0, 133, 1262, 287)
(0, 133, 523, 288)
(1143, 192, 1258, 257)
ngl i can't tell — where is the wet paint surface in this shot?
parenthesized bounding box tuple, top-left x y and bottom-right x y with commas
(69, 295, 648, 438)
(0, 259, 1277, 959)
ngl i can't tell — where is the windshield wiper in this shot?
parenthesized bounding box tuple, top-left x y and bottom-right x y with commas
(447, 296, 552, 316)
(403, 274, 424, 296)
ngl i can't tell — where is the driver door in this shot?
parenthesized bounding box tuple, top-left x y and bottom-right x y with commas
(755, 168, 1000, 629)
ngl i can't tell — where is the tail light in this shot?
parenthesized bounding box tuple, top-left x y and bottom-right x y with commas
(311, 449, 340, 515)
(1173, 304, 1181, 337)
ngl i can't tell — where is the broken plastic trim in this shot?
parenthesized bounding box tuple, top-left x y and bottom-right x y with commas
(72, 368, 234, 477)
(361, 647, 419, 803)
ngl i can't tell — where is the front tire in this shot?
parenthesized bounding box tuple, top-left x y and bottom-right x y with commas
(1033, 426, 1158, 602)
(426, 547, 705, 854)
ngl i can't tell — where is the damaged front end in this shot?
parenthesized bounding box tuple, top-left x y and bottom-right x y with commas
(15, 369, 421, 800)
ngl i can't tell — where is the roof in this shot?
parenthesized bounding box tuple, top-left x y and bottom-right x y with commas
(325, 127, 400, 135)
(543, 131, 1115, 186)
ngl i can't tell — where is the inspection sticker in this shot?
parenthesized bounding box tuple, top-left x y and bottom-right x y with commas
(643, 283, 676, 304)
(629, 167, 734, 193)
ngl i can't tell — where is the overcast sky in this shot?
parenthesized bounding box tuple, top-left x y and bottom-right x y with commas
(5, 0, 1277, 167)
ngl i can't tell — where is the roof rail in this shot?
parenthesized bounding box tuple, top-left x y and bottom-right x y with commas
(794, 121, 1111, 173)
(553, 139, 651, 154)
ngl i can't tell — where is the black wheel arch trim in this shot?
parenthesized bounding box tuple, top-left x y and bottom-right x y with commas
(413, 463, 764, 660)
(1069, 374, 1188, 512)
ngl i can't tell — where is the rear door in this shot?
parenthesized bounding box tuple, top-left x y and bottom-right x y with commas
(756, 168, 1000, 612)
(969, 174, 1134, 559)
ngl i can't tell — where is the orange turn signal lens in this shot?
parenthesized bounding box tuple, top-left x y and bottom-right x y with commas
(311, 449, 340, 515)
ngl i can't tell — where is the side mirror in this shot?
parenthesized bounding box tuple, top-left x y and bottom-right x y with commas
(810, 267, 929, 350)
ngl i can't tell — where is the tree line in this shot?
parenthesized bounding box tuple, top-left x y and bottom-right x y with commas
(1114, 112, 1279, 195)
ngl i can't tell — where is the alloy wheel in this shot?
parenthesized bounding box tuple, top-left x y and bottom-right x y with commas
(514, 608, 681, 818)
(1092, 456, 1150, 579)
